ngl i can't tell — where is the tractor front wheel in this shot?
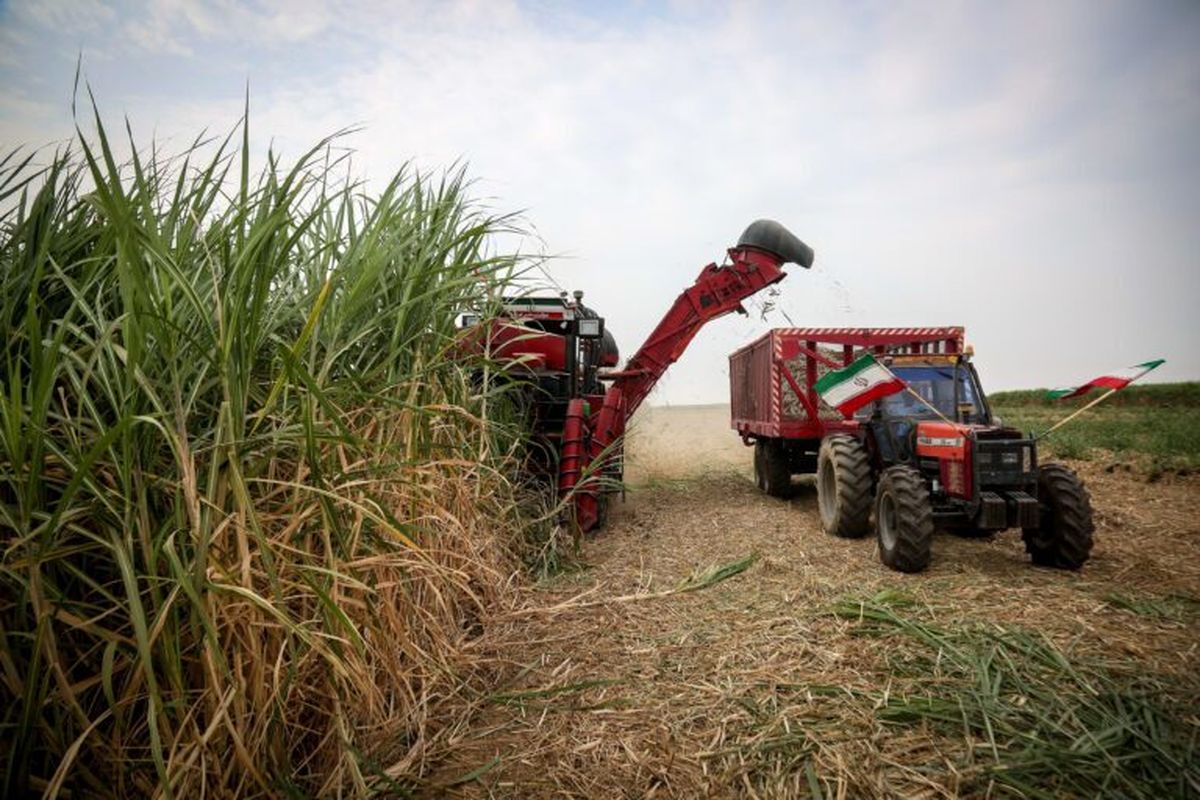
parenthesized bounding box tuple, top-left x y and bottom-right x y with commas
(817, 435, 873, 538)
(1022, 463, 1094, 569)
(754, 440, 792, 498)
(875, 465, 934, 573)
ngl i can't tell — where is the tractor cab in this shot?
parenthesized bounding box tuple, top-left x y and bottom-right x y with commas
(860, 354, 998, 465)
(878, 355, 991, 425)
(859, 352, 1040, 528)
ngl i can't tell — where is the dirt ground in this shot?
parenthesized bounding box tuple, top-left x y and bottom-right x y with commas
(428, 405, 1200, 799)
(621, 404, 753, 483)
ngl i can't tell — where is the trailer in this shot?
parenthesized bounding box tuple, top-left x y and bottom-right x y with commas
(730, 327, 966, 491)
(729, 327, 1094, 573)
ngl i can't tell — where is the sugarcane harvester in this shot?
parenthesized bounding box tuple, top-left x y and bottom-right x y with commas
(473, 220, 813, 531)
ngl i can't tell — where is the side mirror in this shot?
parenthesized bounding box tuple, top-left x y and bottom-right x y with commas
(577, 317, 604, 339)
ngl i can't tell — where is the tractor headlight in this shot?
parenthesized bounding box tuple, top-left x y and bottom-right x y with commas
(459, 313, 480, 329)
(944, 461, 966, 495)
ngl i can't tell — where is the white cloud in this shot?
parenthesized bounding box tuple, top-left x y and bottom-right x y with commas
(2, 0, 1197, 399)
(11, 0, 116, 32)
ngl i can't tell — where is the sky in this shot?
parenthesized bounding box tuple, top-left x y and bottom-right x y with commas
(2, 0, 1198, 405)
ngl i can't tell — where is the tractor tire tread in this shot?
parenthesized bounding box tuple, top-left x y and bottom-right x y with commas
(818, 435, 873, 538)
(1022, 462, 1094, 569)
(876, 465, 934, 573)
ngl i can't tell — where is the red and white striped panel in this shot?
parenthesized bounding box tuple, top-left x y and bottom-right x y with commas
(773, 327, 964, 338)
(771, 333, 783, 425)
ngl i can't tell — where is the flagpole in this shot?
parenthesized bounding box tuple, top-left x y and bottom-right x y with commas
(1036, 359, 1165, 440)
(1036, 388, 1117, 440)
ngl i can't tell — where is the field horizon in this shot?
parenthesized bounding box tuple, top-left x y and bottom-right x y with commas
(645, 380, 1200, 409)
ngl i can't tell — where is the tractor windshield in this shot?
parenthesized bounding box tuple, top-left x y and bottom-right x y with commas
(873, 364, 989, 424)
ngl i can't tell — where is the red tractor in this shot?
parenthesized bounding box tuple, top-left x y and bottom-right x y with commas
(471, 220, 813, 531)
(729, 328, 1095, 572)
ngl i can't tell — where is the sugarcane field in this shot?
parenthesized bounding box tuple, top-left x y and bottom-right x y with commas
(2, 3, 1198, 799)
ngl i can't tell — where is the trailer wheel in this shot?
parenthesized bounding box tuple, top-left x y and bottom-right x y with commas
(1022, 463, 1094, 569)
(875, 465, 934, 573)
(817, 435, 873, 538)
(753, 442, 767, 492)
(754, 440, 792, 498)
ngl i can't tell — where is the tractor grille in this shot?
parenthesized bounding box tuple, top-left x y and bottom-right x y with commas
(975, 439, 1035, 487)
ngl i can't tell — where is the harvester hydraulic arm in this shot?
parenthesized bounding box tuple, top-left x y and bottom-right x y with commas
(605, 221, 813, 418)
(562, 220, 812, 533)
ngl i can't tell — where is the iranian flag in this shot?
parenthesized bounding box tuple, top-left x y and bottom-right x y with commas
(814, 354, 906, 415)
(1047, 359, 1165, 400)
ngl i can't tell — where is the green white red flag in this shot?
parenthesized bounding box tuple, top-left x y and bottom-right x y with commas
(814, 354, 906, 415)
(1047, 359, 1165, 400)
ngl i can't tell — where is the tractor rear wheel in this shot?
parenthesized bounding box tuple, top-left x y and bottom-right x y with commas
(817, 435, 873, 538)
(875, 465, 934, 573)
(1022, 463, 1094, 569)
(754, 440, 792, 498)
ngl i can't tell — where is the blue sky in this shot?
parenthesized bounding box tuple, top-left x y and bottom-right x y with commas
(2, 0, 1198, 403)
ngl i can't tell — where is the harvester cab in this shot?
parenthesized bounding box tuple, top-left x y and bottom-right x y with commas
(473, 291, 618, 472)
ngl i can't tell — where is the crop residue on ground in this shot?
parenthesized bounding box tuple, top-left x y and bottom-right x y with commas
(428, 403, 1200, 798)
